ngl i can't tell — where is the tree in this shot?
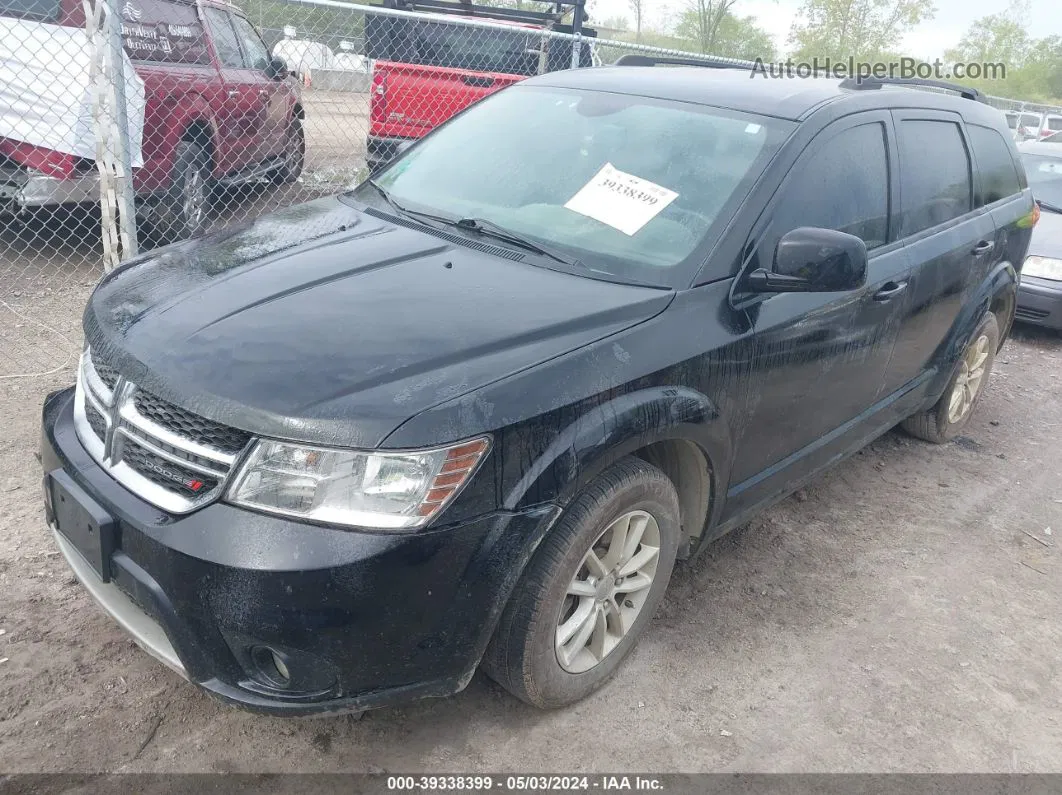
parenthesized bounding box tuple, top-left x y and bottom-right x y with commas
(627, 0, 645, 42)
(675, 10, 776, 60)
(683, 0, 740, 55)
(788, 0, 935, 62)
(944, 1, 1030, 66)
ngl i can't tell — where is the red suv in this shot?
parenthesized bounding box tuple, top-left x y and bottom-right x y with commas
(0, 0, 303, 239)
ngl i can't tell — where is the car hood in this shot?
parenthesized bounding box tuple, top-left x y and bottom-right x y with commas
(85, 197, 673, 448)
(1027, 209, 1062, 260)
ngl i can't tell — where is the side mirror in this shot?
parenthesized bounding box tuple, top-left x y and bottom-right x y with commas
(748, 227, 868, 293)
(266, 57, 288, 80)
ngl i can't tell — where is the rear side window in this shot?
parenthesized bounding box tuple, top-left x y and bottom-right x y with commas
(897, 120, 972, 236)
(0, 0, 60, 21)
(968, 125, 1022, 205)
(769, 122, 890, 250)
(1021, 114, 1041, 128)
(203, 7, 242, 68)
(119, 0, 211, 65)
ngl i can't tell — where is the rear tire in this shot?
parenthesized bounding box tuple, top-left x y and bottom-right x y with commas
(482, 457, 680, 708)
(901, 312, 1000, 444)
(149, 141, 211, 243)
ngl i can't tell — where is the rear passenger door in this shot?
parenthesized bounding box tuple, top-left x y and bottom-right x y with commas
(880, 112, 997, 395)
(728, 112, 911, 505)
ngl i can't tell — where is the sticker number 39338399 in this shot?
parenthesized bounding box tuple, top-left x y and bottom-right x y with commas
(564, 162, 679, 236)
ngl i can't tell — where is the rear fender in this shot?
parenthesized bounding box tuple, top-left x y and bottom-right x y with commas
(927, 260, 1018, 400)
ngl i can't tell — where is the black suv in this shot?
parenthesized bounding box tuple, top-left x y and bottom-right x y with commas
(40, 62, 1035, 716)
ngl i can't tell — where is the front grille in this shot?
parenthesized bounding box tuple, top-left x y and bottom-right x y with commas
(85, 401, 108, 441)
(73, 348, 255, 514)
(119, 443, 220, 499)
(132, 391, 251, 454)
(89, 350, 120, 391)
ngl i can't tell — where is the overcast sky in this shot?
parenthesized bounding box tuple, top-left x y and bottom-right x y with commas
(588, 0, 1062, 60)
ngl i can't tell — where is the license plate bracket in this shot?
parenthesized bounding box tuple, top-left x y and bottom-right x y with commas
(47, 470, 116, 582)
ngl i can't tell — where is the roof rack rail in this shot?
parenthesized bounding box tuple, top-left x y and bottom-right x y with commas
(839, 76, 987, 103)
(614, 53, 752, 71)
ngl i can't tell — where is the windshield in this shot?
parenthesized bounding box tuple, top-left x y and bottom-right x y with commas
(352, 86, 791, 287)
(1022, 152, 1062, 210)
(1021, 114, 1042, 128)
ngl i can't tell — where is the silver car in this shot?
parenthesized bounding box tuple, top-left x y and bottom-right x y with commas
(1017, 140, 1062, 329)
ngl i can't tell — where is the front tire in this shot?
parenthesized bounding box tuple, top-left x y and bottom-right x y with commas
(272, 117, 305, 184)
(482, 457, 680, 708)
(902, 312, 1000, 444)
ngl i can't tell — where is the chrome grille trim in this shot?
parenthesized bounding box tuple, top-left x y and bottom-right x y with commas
(72, 348, 253, 514)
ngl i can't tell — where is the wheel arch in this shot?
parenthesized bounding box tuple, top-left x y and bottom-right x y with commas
(502, 386, 727, 557)
(929, 261, 1017, 399)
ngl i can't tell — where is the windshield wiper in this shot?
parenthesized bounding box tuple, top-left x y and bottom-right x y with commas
(363, 180, 448, 225)
(364, 183, 583, 268)
(454, 217, 584, 269)
(1037, 198, 1062, 214)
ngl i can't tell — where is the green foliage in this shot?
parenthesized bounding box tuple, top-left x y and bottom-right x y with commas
(674, 10, 776, 60)
(788, 0, 935, 62)
(943, 2, 1062, 105)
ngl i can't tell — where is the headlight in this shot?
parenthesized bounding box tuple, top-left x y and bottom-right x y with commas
(1023, 255, 1062, 281)
(227, 436, 490, 530)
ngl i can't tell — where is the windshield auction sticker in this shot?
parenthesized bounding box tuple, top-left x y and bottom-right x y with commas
(564, 163, 679, 236)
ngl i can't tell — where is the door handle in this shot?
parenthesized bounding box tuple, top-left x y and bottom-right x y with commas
(972, 240, 996, 255)
(873, 281, 908, 301)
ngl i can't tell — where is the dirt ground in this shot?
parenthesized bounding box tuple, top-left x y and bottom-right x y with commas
(1, 316, 1061, 773)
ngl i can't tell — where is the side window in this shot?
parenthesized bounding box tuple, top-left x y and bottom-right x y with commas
(897, 120, 972, 237)
(968, 125, 1022, 206)
(769, 122, 890, 251)
(119, 0, 211, 65)
(230, 15, 271, 72)
(204, 7, 242, 69)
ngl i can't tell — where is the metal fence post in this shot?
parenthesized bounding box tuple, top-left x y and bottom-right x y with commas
(569, 0, 584, 69)
(104, 0, 138, 261)
(86, 0, 138, 271)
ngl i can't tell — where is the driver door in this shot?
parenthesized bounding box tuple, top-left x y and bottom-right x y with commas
(726, 112, 912, 516)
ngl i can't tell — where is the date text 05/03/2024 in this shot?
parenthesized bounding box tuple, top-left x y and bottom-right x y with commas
(385, 775, 666, 791)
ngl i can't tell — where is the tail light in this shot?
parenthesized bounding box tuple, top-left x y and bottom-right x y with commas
(0, 141, 89, 179)
(370, 70, 388, 124)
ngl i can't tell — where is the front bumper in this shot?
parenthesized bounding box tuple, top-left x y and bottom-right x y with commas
(1, 166, 100, 211)
(1016, 275, 1062, 330)
(41, 388, 558, 716)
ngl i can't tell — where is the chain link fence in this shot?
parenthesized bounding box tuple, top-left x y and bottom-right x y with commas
(1, 0, 1060, 379)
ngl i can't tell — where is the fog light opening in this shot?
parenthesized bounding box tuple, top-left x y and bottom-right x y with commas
(251, 645, 292, 689)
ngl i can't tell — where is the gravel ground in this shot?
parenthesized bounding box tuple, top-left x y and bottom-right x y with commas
(0, 319, 1060, 773)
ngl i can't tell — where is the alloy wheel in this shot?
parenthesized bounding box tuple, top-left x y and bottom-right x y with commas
(947, 333, 990, 424)
(555, 509, 661, 674)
